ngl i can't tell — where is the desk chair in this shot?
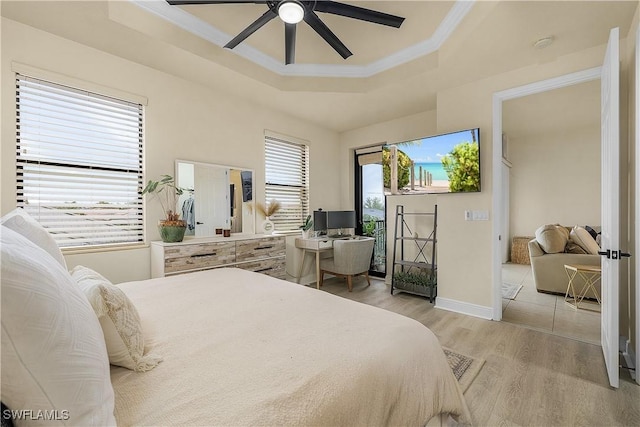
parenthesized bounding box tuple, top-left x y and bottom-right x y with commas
(319, 237, 375, 292)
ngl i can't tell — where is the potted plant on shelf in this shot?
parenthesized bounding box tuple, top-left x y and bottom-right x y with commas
(299, 215, 313, 238)
(256, 199, 281, 234)
(393, 270, 437, 298)
(141, 174, 187, 243)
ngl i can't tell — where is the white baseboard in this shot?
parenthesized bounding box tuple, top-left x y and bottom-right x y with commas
(435, 297, 493, 320)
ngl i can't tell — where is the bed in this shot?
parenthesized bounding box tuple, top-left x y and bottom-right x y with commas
(1, 210, 470, 426)
(110, 268, 471, 426)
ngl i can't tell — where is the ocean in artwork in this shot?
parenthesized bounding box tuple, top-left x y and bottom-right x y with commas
(413, 162, 448, 181)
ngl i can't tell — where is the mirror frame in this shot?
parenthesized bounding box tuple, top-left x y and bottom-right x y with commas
(175, 159, 256, 237)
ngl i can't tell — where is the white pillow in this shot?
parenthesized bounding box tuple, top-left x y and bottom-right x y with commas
(1, 208, 67, 268)
(1, 226, 116, 426)
(570, 226, 600, 255)
(535, 224, 569, 254)
(71, 265, 163, 372)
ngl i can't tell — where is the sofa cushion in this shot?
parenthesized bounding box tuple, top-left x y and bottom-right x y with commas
(535, 224, 569, 254)
(570, 226, 600, 255)
(565, 240, 589, 254)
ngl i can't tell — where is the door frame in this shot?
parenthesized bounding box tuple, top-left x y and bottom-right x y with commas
(635, 25, 639, 385)
(491, 67, 602, 321)
(354, 146, 386, 278)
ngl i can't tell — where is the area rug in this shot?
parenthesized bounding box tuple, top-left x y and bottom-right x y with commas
(443, 348, 485, 393)
(501, 283, 523, 300)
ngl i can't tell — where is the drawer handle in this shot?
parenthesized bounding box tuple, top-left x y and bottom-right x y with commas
(192, 252, 216, 258)
(255, 245, 274, 250)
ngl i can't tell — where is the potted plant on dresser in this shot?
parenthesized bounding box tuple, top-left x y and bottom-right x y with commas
(142, 174, 187, 243)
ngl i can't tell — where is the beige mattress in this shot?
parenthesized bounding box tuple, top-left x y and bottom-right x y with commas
(111, 268, 470, 426)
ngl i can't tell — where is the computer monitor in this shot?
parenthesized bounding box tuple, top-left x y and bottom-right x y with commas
(313, 210, 327, 233)
(327, 210, 356, 230)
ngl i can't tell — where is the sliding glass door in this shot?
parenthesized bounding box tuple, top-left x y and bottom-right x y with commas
(355, 148, 386, 277)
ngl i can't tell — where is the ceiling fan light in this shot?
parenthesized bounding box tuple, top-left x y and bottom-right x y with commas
(278, 1, 304, 24)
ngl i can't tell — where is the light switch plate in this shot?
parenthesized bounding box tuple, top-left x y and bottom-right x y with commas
(465, 210, 489, 221)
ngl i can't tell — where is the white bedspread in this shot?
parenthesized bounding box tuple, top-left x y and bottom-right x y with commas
(111, 268, 471, 426)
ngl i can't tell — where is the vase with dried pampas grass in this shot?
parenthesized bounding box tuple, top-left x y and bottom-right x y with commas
(256, 199, 281, 234)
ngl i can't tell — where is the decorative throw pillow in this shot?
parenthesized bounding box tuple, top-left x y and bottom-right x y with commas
(1, 208, 67, 268)
(535, 224, 569, 254)
(1, 226, 116, 426)
(584, 225, 600, 241)
(565, 240, 588, 254)
(71, 265, 162, 372)
(570, 226, 600, 255)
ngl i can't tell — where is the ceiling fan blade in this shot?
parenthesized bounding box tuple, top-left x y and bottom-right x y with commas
(167, 1, 268, 5)
(285, 23, 296, 65)
(304, 11, 352, 59)
(224, 9, 277, 49)
(313, 1, 405, 28)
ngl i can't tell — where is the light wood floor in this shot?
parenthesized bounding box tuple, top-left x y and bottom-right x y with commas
(309, 275, 640, 427)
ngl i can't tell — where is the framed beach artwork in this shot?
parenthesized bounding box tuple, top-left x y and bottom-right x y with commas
(383, 128, 481, 195)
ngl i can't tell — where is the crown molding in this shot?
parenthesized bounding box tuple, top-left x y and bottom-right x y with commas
(131, 0, 474, 78)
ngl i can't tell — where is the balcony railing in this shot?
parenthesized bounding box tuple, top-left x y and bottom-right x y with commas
(367, 219, 386, 273)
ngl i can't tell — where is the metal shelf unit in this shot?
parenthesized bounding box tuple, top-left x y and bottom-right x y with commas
(391, 204, 437, 302)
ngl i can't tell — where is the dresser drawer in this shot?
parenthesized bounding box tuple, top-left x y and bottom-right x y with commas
(236, 236, 285, 262)
(164, 241, 236, 274)
(236, 256, 286, 279)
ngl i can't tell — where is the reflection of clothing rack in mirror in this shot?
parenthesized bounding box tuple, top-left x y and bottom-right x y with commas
(182, 195, 195, 231)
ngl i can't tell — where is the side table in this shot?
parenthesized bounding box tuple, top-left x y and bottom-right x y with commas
(563, 264, 601, 311)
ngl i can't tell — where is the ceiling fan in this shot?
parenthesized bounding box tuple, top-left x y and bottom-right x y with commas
(166, 1, 405, 65)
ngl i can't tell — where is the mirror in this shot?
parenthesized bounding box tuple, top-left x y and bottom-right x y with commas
(175, 160, 255, 237)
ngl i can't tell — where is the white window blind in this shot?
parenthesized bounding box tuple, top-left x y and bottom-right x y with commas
(16, 75, 144, 249)
(265, 135, 309, 231)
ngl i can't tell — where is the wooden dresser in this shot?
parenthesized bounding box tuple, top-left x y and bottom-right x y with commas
(151, 234, 286, 279)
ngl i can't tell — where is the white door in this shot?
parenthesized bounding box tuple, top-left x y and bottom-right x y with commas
(600, 27, 620, 389)
(501, 160, 511, 263)
(635, 25, 640, 387)
(195, 166, 230, 237)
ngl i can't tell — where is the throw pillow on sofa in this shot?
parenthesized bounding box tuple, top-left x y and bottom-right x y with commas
(565, 240, 589, 254)
(570, 226, 600, 255)
(535, 224, 569, 254)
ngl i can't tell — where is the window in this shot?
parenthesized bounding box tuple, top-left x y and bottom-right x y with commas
(264, 134, 309, 231)
(16, 75, 144, 249)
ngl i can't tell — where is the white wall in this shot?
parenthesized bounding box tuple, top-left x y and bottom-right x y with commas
(508, 125, 601, 238)
(1, 18, 342, 283)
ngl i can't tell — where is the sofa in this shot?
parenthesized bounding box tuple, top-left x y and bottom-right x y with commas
(528, 224, 601, 298)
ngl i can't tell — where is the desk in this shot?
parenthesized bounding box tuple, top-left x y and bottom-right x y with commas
(295, 236, 351, 289)
(563, 264, 601, 311)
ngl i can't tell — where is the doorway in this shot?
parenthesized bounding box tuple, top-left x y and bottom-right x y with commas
(500, 80, 602, 344)
(355, 147, 386, 277)
(491, 67, 602, 319)
(493, 32, 624, 387)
